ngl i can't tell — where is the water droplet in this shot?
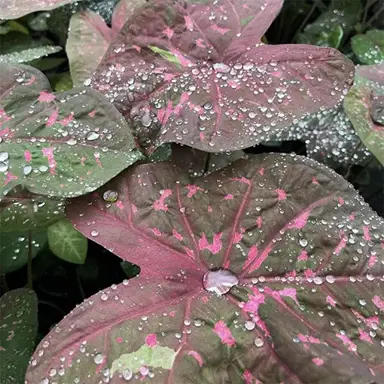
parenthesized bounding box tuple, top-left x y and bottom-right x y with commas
(66, 138, 77, 146)
(123, 368, 133, 380)
(203, 269, 239, 295)
(0, 152, 9, 162)
(254, 337, 264, 347)
(359, 299, 366, 306)
(91, 230, 99, 237)
(299, 238, 308, 247)
(86, 131, 100, 141)
(245, 321, 255, 330)
(325, 275, 335, 284)
(103, 190, 118, 203)
(94, 353, 105, 364)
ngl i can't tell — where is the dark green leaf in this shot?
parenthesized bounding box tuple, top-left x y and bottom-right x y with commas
(352, 30, 384, 65)
(0, 289, 38, 384)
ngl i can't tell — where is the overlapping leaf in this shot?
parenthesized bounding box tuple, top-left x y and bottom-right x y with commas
(352, 30, 384, 65)
(0, 63, 143, 198)
(344, 64, 384, 165)
(0, 0, 84, 19)
(26, 154, 384, 383)
(66, 0, 145, 86)
(92, 0, 354, 154)
(1, 289, 38, 384)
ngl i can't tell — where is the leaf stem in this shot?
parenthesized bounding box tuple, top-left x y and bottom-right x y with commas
(76, 268, 85, 300)
(366, 3, 383, 27)
(27, 231, 33, 289)
(292, 2, 318, 42)
(0, 274, 9, 294)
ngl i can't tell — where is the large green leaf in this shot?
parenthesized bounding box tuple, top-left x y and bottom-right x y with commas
(0, 289, 38, 384)
(0, 63, 143, 198)
(0, 231, 47, 274)
(344, 64, 384, 165)
(0, 187, 65, 232)
(0, 46, 62, 64)
(48, 218, 88, 264)
(352, 30, 384, 65)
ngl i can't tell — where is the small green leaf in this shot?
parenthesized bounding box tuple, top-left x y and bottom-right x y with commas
(148, 45, 181, 67)
(48, 218, 88, 264)
(52, 72, 73, 92)
(120, 261, 140, 278)
(0, 289, 38, 384)
(351, 30, 384, 65)
(0, 46, 62, 64)
(0, 231, 47, 274)
(0, 20, 29, 35)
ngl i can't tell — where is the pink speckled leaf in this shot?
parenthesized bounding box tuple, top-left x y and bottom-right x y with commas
(344, 64, 384, 165)
(66, 0, 146, 86)
(0, 63, 143, 198)
(92, 0, 354, 154)
(0, 0, 84, 19)
(27, 154, 384, 383)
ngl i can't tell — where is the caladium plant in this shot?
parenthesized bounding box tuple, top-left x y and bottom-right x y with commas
(66, 0, 145, 85)
(344, 64, 384, 166)
(91, 0, 355, 154)
(26, 154, 384, 383)
(0, 63, 143, 198)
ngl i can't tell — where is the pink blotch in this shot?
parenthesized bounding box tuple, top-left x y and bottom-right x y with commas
(207, 205, 213, 213)
(169, 311, 175, 317)
(224, 194, 233, 200)
(38, 91, 55, 102)
(184, 15, 193, 30)
(42, 147, 57, 174)
(297, 250, 308, 262)
(46, 109, 59, 126)
(58, 112, 74, 126)
(211, 24, 230, 34)
(131, 204, 137, 214)
(186, 184, 203, 198)
(172, 229, 183, 241)
(199, 132, 205, 141)
(359, 329, 373, 343)
(133, 45, 141, 52)
(0, 127, 12, 138)
(258, 168, 264, 176)
(334, 232, 347, 255)
(243, 245, 258, 270)
(164, 73, 176, 82)
(368, 253, 377, 268)
(116, 201, 124, 210)
(152, 228, 162, 236)
(201, 296, 209, 303)
(349, 213, 355, 221)
(276, 188, 287, 201)
(4, 171, 18, 185)
(198, 233, 222, 254)
(372, 295, 384, 310)
(116, 337, 123, 344)
(336, 333, 357, 352)
(94, 153, 102, 168)
(227, 80, 240, 89)
(326, 296, 337, 307)
(312, 358, 324, 366)
(188, 351, 203, 367)
(88, 110, 96, 117)
(277, 287, 299, 306)
(270, 70, 283, 78)
(312, 176, 319, 184)
(145, 334, 157, 347)
(196, 38, 205, 48)
(163, 26, 174, 39)
(338, 197, 345, 206)
(213, 321, 235, 347)
(288, 211, 310, 230)
(363, 226, 371, 241)
(243, 370, 253, 384)
(173, 92, 189, 115)
(256, 216, 262, 228)
(25, 75, 36, 85)
(24, 150, 32, 163)
(230, 177, 251, 185)
(233, 229, 244, 244)
(153, 189, 172, 211)
(243, 288, 265, 313)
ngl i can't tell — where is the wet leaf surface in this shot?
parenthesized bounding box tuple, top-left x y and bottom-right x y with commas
(344, 64, 384, 166)
(352, 30, 384, 65)
(0, 63, 143, 198)
(92, 0, 354, 154)
(26, 154, 384, 383)
(0, 289, 38, 384)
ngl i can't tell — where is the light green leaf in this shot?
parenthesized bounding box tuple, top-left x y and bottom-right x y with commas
(148, 46, 181, 67)
(48, 218, 88, 264)
(0, 231, 47, 274)
(0, 46, 62, 64)
(352, 30, 384, 65)
(0, 289, 38, 384)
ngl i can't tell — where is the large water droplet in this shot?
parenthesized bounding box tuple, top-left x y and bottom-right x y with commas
(203, 269, 238, 295)
(103, 190, 118, 203)
(94, 353, 105, 364)
(254, 338, 264, 347)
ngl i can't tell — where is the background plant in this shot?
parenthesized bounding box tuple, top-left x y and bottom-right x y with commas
(0, 0, 383, 383)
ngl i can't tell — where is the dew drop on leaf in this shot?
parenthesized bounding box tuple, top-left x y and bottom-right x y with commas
(254, 338, 264, 347)
(203, 269, 239, 295)
(94, 353, 105, 364)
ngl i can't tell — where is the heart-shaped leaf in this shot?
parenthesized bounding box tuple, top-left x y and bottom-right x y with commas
(0, 187, 65, 232)
(0, 0, 85, 19)
(1, 289, 38, 384)
(48, 218, 88, 264)
(344, 64, 384, 165)
(0, 231, 47, 274)
(351, 30, 384, 65)
(92, 0, 354, 154)
(26, 154, 384, 383)
(0, 63, 143, 198)
(66, 0, 146, 86)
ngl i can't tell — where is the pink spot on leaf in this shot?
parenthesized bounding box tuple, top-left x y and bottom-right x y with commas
(38, 91, 55, 102)
(326, 296, 337, 307)
(256, 216, 262, 228)
(372, 295, 384, 310)
(297, 250, 308, 262)
(153, 189, 172, 211)
(213, 321, 235, 346)
(152, 228, 161, 236)
(312, 358, 324, 366)
(115, 201, 124, 210)
(210, 24, 230, 35)
(42, 147, 56, 174)
(359, 329, 373, 343)
(4, 172, 18, 185)
(334, 232, 347, 255)
(231, 177, 251, 185)
(363, 226, 371, 241)
(24, 150, 32, 162)
(243, 245, 258, 270)
(198, 233, 222, 254)
(46, 109, 59, 126)
(186, 184, 203, 198)
(336, 333, 357, 352)
(145, 334, 157, 347)
(276, 188, 287, 201)
(172, 229, 183, 241)
(163, 27, 174, 39)
(184, 15, 193, 30)
(288, 211, 310, 229)
(224, 194, 233, 200)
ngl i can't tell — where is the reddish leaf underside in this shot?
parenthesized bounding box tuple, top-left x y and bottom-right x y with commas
(344, 64, 384, 166)
(0, 0, 84, 19)
(27, 154, 384, 383)
(0, 63, 143, 198)
(92, 0, 354, 154)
